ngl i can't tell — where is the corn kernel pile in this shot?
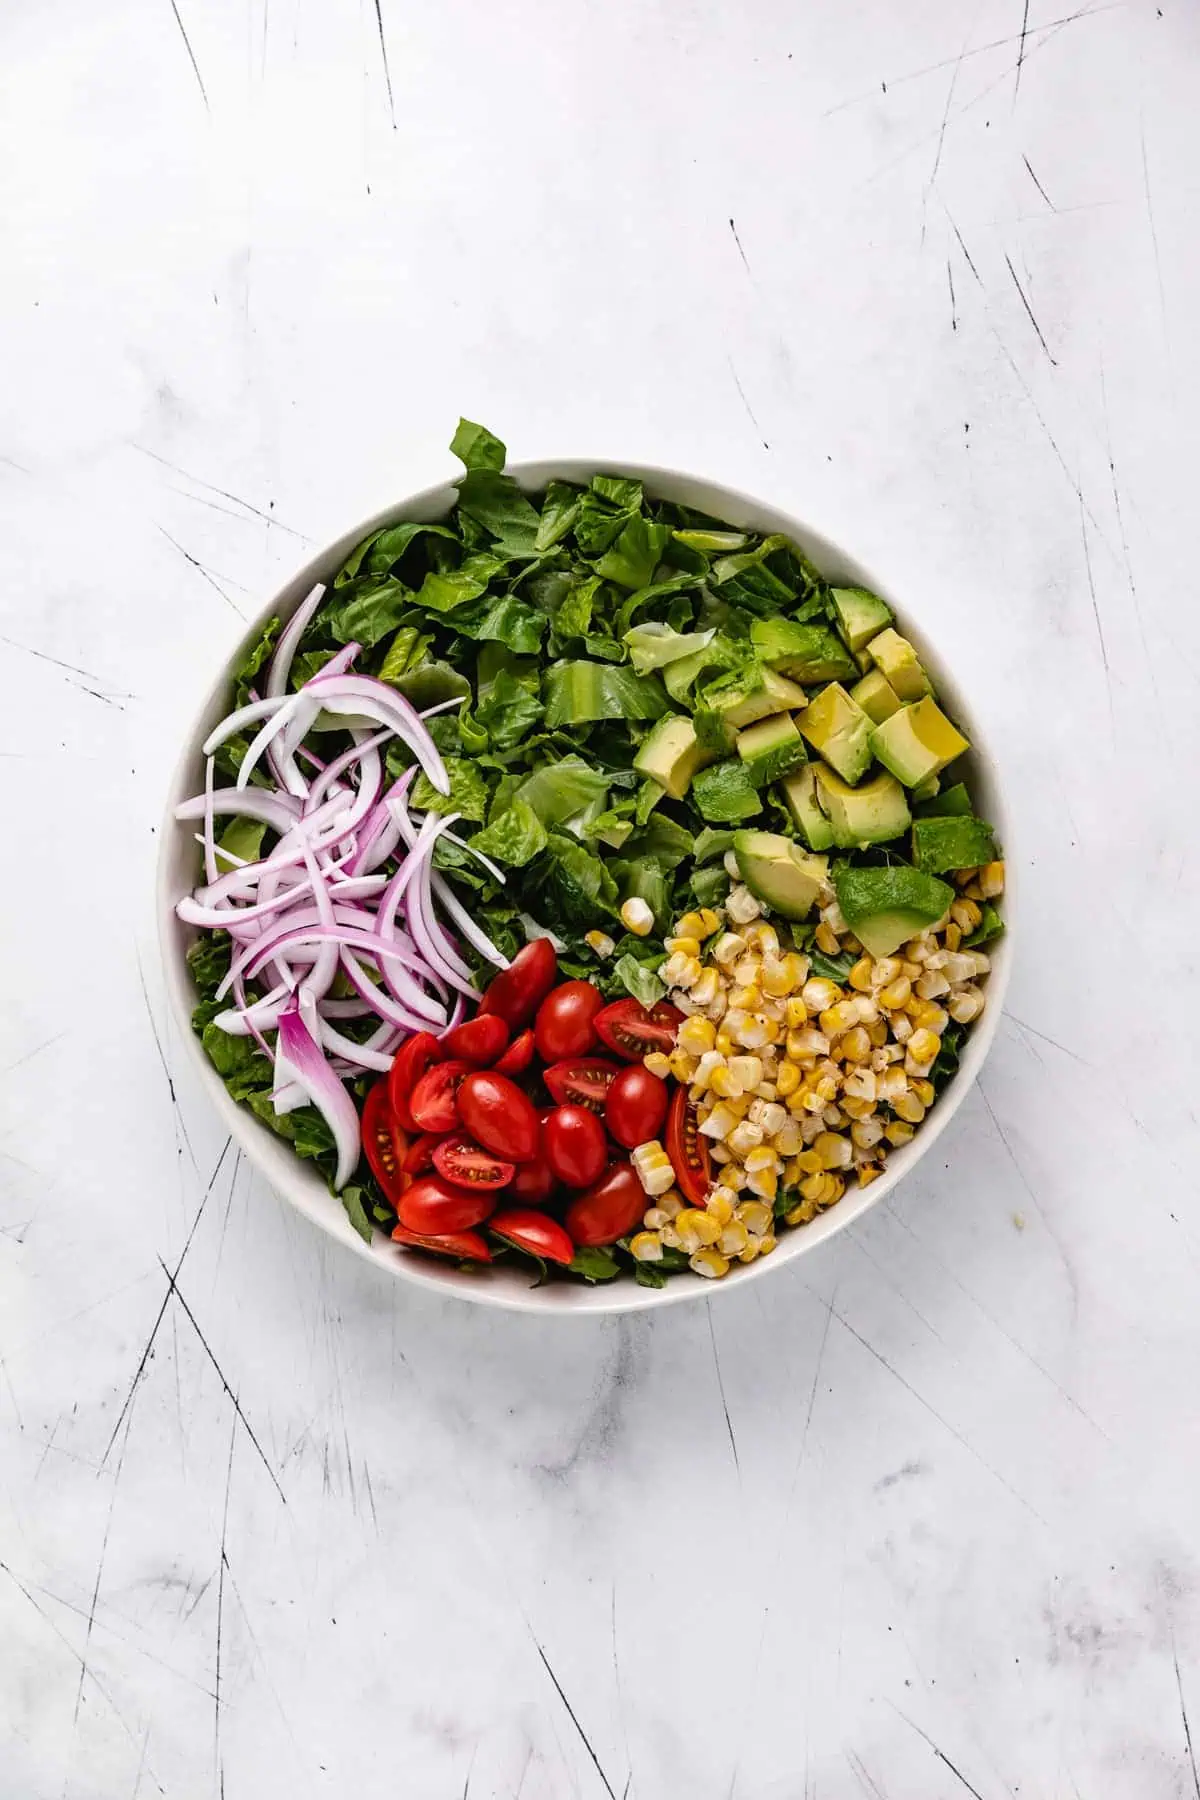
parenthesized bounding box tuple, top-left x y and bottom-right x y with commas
(628, 858, 1003, 1280)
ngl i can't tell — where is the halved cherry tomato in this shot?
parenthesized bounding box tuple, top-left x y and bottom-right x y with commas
(362, 1081, 409, 1204)
(506, 1153, 558, 1209)
(391, 1222, 492, 1263)
(493, 1028, 535, 1076)
(442, 1013, 509, 1067)
(593, 998, 684, 1062)
(543, 1105, 608, 1190)
(403, 1132, 443, 1176)
(387, 1031, 443, 1131)
(605, 1065, 669, 1149)
(409, 1059, 470, 1133)
(543, 1056, 621, 1113)
(489, 1209, 574, 1267)
(458, 1071, 540, 1163)
(535, 980, 605, 1062)
(564, 1162, 646, 1247)
(665, 1085, 711, 1206)
(398, 1173, 495, 1235)
(477, 938, 558, 1029)
(433, 1133, 515, 1191)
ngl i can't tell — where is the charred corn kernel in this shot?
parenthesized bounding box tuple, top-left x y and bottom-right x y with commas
(785, 997, 809, 1030)
(884, 1119, 915, 1147)
(913, 1002, 949, 1035)
(753, 1101, 788, 1138)
(585, 929, 616, 958)
(775, 1062, 801, 1098)
(964, 880, 985, 901)
(664, 951, 701, 988)
(678, 1015, 718, 1057)
(659, 1224, 682, 1248)
(950, 898, 982, 932)
(659, 1192, 685, 1221)
(709, 1142, 731, 1163)
(643, 1050, 671, 1079)
(839, 1025, 872, 1065)
(799, 1172, 831, 1204)
(911, 1077, 935, 1107)
(762, 953, 806, 997)
(901, 961, 922, 982)
(840, 1094, 874, 1120)
(743, 1144, 778, 1175)
(867, 1020, 889, 1047)
(891, 1015, 914, 1043)
(943, 921, 962, 951)
(706, 1188, 737, 1227)
(948, 986, 985, 1024)
(746, 1164, 778, 1200)
(732, 955, 762, 988)
(756, 1233, 777, 1256)
(907, 1027, 941, 1066)
(785, 1194, 820, 1225)
(728, 1120, 765, 1158)
(665, 935, 702, 959)
(725, 884, 761, 924)
(879, 976, 911, 1010)
(851, 1117, 885, 1150)
(728, 1054, 764, 1090)
(643, 1207, 670, 1229)
(691, 1247, 731, 1279)
(872, 956, 903, 987)
(814, 1073, 839, 1103)
(709, 1065, 744, 1100)
(738, 1241, 761, 1263)
(819, 1001, 857, 1037)
(699, 1102, 739, 1141)
(634, 1159, 675, 1197)
(848, 956, 873, 993)
(816, 1176, 844, 1210)
(744, 921, 781, 955)
(916, 970, 950, 1000)
(691, 1051, 725, 1095)
(878, 1067, 908, 1102)
(674, 910, 706, 941)
(893, 1090, 927, 1124)
(968, 950, 991, 976)
(715, 1027, 735, 1056)
(706, 991, 729, 1024)
(691, 968, 720, 1008)
(978, 861, 1005, 899)
(630, 1231, 663, 1262)
(677, 1207, 722, 1246)
(621, 897, 655, 936)
(737, 1200, 772, 1237)
(713, 932, 746, 967)
(814, 1130, 853, 1170)
(719, 1218, 750, 1255)
(823, 1104, 846, 1129)
(814, 922, 841, 955)
(632, 1139, 673, 1177)
(798, 1087, 825, 1115)
(668, 1047, 698, 1083)
(735, 1015, 773, 1050)
(942, 952, 975, 984)
(802, 977, 841, 1012)
(843, 1066, 878, 1103)
(730, 983, 763, 1013)
(788, 1027, 829, 1060)
(775, 1120, 803, 1157)
(697, 907, 722, 937)
(858, 1165, 882, 1189)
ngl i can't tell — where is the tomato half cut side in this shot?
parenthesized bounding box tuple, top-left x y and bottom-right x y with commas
(388, 1031, 443, 1132)
(391, 1222, 492, 1263)
(665, 1085, 712, 1206)
(477, 938, 558, 1029)
(362, 1080, 409, 1205)
(403, 1132, 443, 1176)
(593, 998, 684, 1063)
(442, 1013, 510, 1067)
(489, 1209, 575, 1268)
(409, 1060, 470, 1133)
(433, 1133, 515, 1192)
(542, 1057, 621, 1113)
(398, 1174, 495, 1235)
(564, 1162, 646, 1248)
(493, 1028, 535, 1076)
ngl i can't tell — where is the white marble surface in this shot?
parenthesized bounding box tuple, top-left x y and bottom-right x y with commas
(3, 1, 1200, 1794)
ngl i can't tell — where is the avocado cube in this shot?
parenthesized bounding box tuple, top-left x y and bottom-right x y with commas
(815, 767, 911, 848)
(911, 814, 998, 873)
(733, 830, 828, 921)
(781, 764, 835, 851)
(915, 780, 973, 818)
(910, 774, 940, 804)
(706, 666, 808, 731)
(833, 862, 955, 960)
(850, 669, 902, 726)
(870, 698, 970, 788)
(750, 619, 857, 684)
(633, 715, 717, 801)
(830, 586, 893, 652)
(691, 760, 763, 824)
(736, 712, 807, 787)
(867, 628, 931, 702)
(797, 683, 873, 785)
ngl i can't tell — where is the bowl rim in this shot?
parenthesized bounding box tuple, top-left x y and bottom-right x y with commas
(157, 457, 1016, 1316)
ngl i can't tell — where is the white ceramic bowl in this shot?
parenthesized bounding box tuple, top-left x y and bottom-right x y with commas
(159, 462, 1014, 1314)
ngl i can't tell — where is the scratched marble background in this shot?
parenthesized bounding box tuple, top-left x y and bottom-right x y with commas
(3, 2, 1200, 1796)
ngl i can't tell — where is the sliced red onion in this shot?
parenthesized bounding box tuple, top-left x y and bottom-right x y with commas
(202, 755, 218, 887)
(431, 873, 510, 971)
(176, 787, 301, 834)
(304, 728, 390, 814)
(340, 950, 451, 1034)
(406, 877, 479, 1000)
(418, 696, 467, 720)
(275, 1002, 359, 1189)
(304, 673, 448, 795)
(266, 583, 325, 698)
(202, 693, 291, 756)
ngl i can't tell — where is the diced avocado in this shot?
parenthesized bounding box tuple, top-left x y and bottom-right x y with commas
(830, 586, 893, 652)
(797, 683, 873, 785)
(911, 814, 998, 874)
(633, 715, 716, 801)
(815, 767, 911, 848)
(733, 831, 828, 921)
(704, 666, 809, 733)
(867, 628, 930, 703)
(782, 765, 835, 851)
(736, 713, 807, 787)
(910, 774, 940, 804)
(915, 780, 972, 818)
(750, 619, 857, 683)
(833, 862, 955, 960)
(870, 698, 969, 788)
(692, 760, 763, 824)
(850, 669, 902, 726)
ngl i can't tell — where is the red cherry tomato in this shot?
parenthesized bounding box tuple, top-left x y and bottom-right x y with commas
(593, 998, 684, 1062)
(362, 1081, 409, 1205)
(442, 1013, 510, 1067)
(535, 980, 605, 1062)
(387, 1031, 443, 1131)
(433, 1133, 515, 1192)
(665, 1085, 712, 1207)
(493, 1028, 535, 1076)
(409, 1059, 470, 1133)
(477, 938, 558, 1029)
(391, 1221, 492, 1263)
(543, 1105, 608, 1190)
(542, 1056, 621, 1113)
(605, 1065, 669, 1149)
(458, 1071, 541, 1163)
(564, 1162, 646, 1247)
(402, 1132, 442, 1176)
(489, 1209, 575, 1267)
(398, 1173, 495, 1235)
(506, 1153, 558, 1209)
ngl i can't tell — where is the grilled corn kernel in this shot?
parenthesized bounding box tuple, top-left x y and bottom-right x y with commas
(942, 921, 962, 952)
(856, 1164, 882, 1188)
(668, 1047, 698, 1083)
(585, 929, 615, 958)
(678, 1016, 717, 1057)
(802, 977, 841, 1012)
(725, 884, 762, 924)
(690, 1248, 731, 1279)
(744, 921, 781, 955)
(665, 934, 702, 958)
(743, 1144, 778, 1175)
(879, 976, 912, 1010)
(709, 1065, 744, 1100)
(719, 1219, 750, 1256)
(839, 1026, 872, 1065)
(755, 1233, 777, 1255)
(814, 1130, 853, 1171)
(871, 957, 902, 987)
(787, 1027, 827, 1060)
(621, 897, 655, 936)
(715, 1027, 735, 1056)
(642, 1207, 670, 1230)
(691, 1050, 725, 1095)
(785, 996, 809, 1030)
(691, 968, 721, 1008)
(735, 1015, 773, 1050)
(663, 951, 701, 988)
(730, 983, 763, 1014)
(774, 1121, 803, 1157)
(892, 1090, 927, 1124)
(840, 1095, 873, 1120)
(737, 1200, 772, 1237)
(713, 932, 745, 967)
(629, 1231, 663, 1262)
(906, 1028, 941, 1066)
(738, 1241, 761, 1263)
(754, 1101, 788, 1138)
(948, 986, 985, 1024)
(878, 1067, 908, 1103)
(843, 1066, 877, 1103)
(850, 1117, 885, 1150)
(643, 1050, 671, 1079)
(818, 1001, 856, 1038)
(762, 953, 805, 997)
(632, 1141, 674, 1188)
(674, 910, 706, 941)
(728, 1054, 764, 1090)
(658, 1224, 682, 1248)
(891, 1015, 914, 1044)
(846, 956, 872, 993)
(775, 1062, 800, 1098)
(916, 970, 950, 1000)
(814, 922, 841, 955)
(677, 1208, 722, 1248)
(912, 1001, 949, 1035)
(978, 861, 1005, 899)
(746, 1165, 778, 1200)
(706, 1188, 737, 1227)
(950, 898, 982, 932)
(697, 907, 722, 937)
(727, 1120, 765, 1158)
(813, 1073, 839, 1103)
(816, 1176, 844, 1210)
(910, 1077, 935, 1107)
(699, 1102, 739, 1141)
(884, 1120, 915, 1147)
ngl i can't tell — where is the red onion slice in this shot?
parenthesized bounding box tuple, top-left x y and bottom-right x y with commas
(266, 584, 325, 698)
(275, 1002, 360, 1189)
